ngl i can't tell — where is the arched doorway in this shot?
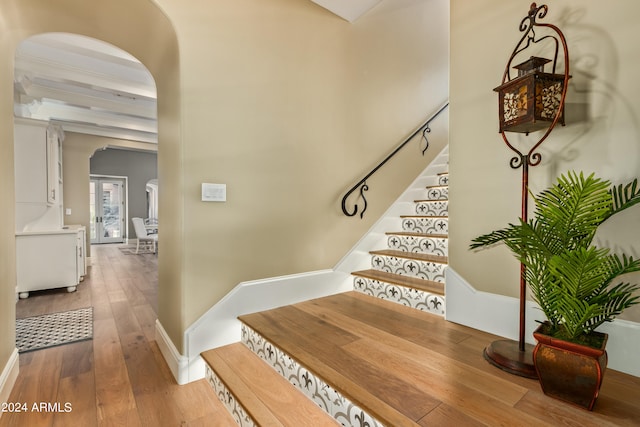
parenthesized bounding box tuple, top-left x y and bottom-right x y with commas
(0, 0, 183, 386)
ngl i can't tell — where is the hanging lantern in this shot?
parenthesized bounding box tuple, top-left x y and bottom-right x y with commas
(494, 56, 566, 134)
(482, 3, 571, 380)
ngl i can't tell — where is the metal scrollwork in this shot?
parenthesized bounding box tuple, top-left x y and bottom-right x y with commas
(341, 182, 369, 218)
(494, 3, 570, 361)
(509, 152, 543, 170)
(421, 126, 431, 156)
(341, 103, 448, 218)
(500, 2, 570, 164)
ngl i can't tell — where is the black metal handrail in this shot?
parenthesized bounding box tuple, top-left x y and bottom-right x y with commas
(341, 102, 449, 218)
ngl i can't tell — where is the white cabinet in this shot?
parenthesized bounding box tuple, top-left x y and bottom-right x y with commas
(68, 225, 87, 282)
(14, 118, 65, 231)
(14, 118, 83, 299)
(16, 231, 79, 298)
(14, 119, 48, 205)
(46, 126, 63, 205)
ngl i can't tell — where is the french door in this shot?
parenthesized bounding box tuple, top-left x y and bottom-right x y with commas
(90, 177, 126, 244)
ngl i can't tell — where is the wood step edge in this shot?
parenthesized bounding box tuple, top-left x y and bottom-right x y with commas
(414, 199, 448, 203)
(385, 231, 448, 239)
(238, 315, 420, 427)
(370, 249, 448, 264)
(202, 344, 281, 426)
(202, 343, 339, 427)
(352, 269, 445, 296)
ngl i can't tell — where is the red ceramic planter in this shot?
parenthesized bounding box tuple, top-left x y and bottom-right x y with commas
(532, 324, 608, 410)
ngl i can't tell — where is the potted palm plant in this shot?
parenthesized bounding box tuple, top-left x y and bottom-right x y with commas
(470, 171, 640, 410)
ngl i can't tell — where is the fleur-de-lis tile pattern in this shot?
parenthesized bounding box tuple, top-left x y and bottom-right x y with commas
(241, 325, 384, 427)
(205, 366, 256, 427)
(415, 200, 448, 217)
(354, 165, 449, 317)
(370, 254, 446, 282)
(387, 234, 448, 256)
(354, 276, 445, 316)
(401, 216, 448, 234)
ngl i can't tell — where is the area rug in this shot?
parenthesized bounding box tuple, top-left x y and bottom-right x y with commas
(119, 245, 155, 255)
(16, 307, 93, 353)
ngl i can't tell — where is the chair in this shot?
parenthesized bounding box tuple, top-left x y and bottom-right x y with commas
(132, 217, 158, 254)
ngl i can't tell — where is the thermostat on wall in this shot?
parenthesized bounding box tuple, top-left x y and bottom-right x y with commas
(201, 183, 226, 202)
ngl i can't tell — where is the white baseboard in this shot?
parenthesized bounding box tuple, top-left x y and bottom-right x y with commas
(0, 349, 19, 414)
(155, 320, 189, 385)
(445, 267, 640, 377)
(182, 269, 352, 383)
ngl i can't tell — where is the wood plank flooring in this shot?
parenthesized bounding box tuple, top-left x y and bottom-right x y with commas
(1, 244, 236, 427)
(238, 292, 640, 426)
(4, 244, 640, 426)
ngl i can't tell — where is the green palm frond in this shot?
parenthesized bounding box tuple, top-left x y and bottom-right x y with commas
(470, 171, 640, 344)
(533, 172, 611, 249)
(609, 178, 640, 217)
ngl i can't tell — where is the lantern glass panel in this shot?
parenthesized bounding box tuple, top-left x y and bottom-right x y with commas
(504, 85, 528, 122)
(536, 78, 563, 120)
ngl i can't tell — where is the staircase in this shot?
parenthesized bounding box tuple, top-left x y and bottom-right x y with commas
(350, 167, 448, 316)
(202, 153, 449, 426)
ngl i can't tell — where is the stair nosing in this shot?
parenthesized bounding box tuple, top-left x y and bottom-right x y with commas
(370, 249, 448, 264)
(352, 269, 445, 296)
(202, 343, 340, 427)
(238, 318, 416, 427)
(385, 231, 448, 238)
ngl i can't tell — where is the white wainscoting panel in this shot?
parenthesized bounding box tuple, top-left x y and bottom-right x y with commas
(445, 267, 640, 377)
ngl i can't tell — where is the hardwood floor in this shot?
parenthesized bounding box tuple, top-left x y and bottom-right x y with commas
(3, 244, 640, 426)
(1, 244, 236, 427)
(234, 292, 640, 426)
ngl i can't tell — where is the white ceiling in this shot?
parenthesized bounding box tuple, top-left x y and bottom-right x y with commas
(12, 1, 380, 144)
(14, 33, 158, 143)
(311, 0, 382, 22)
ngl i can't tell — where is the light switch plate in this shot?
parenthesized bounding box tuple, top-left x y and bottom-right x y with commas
(201, 183, 226, 202)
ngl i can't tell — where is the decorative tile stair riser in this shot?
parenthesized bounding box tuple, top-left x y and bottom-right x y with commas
(241, 325, 384, 427)
(351, 157, 448, 316)
(387, 234, 448, 256)
(353, 277, 445, 316)
(16, 307, 93, 353)
(205, 366, 256, 427)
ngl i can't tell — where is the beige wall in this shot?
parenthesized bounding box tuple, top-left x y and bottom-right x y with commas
(158, 0, 449, 342)
(450, 0, 640, 322)
(1, 0, 448, 376)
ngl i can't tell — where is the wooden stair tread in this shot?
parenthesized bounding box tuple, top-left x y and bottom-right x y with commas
(201, 343, 339, 427)
(414, 199, 448, 203)
(370, 249, 448, 264)
(352, 269, 445, 295)
(385, 231, 448, 239)
(238, 293, 435, 427)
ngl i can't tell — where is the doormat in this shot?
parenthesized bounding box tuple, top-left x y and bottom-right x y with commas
(16, 307, 93, 353)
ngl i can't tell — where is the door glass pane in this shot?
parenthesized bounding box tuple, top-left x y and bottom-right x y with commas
(101, 182, 122, 238)
(89, 181, 97, 240)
